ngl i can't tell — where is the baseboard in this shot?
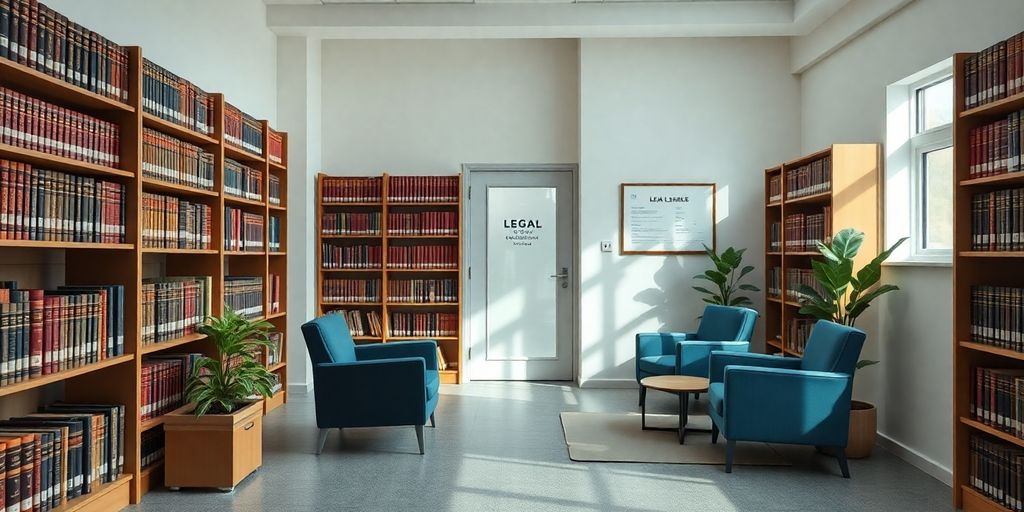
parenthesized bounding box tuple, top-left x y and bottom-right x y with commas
(288, 382, 312, 395)
(578, 378, 638, 389)
(876, 431, 952, 486)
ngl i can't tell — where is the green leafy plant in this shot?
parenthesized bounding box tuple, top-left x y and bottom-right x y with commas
(796, 228, 908, 370)
(186, 308, 276, 416)
(692, 245, 760, 307)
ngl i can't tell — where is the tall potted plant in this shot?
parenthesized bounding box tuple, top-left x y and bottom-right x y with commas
(796, 228, 907, 458)
(164, 308, 276, 491)
(692, 245, 760, 307)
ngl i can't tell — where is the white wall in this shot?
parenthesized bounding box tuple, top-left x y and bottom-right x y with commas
(45, 0, 278, 123)
(799, 0, 1024, 482)
(578, 38, 800, 385)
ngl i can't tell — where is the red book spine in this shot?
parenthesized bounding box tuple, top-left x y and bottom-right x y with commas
(28, 289, 42, 378)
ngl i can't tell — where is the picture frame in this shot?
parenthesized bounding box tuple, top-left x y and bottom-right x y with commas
(619, 183, 716, 255)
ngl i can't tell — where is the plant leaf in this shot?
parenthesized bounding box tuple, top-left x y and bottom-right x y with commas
(738, 265, 755, 279)
(738, 284, 760, 291)
(831, 228, 865, 260)
(692, 286, 715, 295)
(856, 359, 879, 370)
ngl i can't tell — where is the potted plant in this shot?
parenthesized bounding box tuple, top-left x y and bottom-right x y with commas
(796, 228, 907, 459)
(692, 245, 760, 307)
(164, 308, 277, 491)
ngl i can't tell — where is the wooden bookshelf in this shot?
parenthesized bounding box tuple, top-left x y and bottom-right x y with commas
(316, 173, 463, 383)
(0, 44, 288, 508)
(761, 145, 881, 356)
(951, 47, 1024, 512)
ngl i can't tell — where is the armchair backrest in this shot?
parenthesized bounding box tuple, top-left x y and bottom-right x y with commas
(800, 320, 866, 375)
(300, 313, 357, 364)
(695, 305, 758, 341)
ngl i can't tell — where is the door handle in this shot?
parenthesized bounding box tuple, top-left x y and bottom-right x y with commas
(549, 273, 569, 278)
(551, 267, 569, 288)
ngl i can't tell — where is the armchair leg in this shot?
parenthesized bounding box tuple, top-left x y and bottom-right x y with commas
(725, 440, 736, 473)
(429, 413, 436, 428)
(316, 428, 329, 455)
(711, 423, 719, 444)
(836, 447, 851, 478)
(415, 425, 425, 454)
(693, 393, 700, 401)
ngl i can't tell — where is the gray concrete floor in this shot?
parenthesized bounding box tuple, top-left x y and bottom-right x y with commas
(129, 382, 952, 511)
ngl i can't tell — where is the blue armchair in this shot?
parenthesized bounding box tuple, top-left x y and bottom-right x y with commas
(706, 320, 866, 477)
(635, 305, 758, 406)
(300, 313, 440, 455)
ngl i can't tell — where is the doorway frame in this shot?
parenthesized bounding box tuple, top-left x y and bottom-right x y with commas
(461, 163, 581, 383)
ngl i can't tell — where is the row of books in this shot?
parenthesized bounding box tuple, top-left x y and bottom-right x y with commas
(768, 221, 781, 252)
(140, 429, 164, 470)
(0, 160, 126, 243)
(969, 435, 1024, 512)
(0, 283, 124, 386)
(0, 401, 126, 509)
(1, 86, 119, 167)
(972, 189, 1024, 251)
(389, 312, 457, 338)
(224, 277, 263, 320)
(786, 156, 832, 199)
(141, 128, 214, 191)
(141, 192, 211, 250)
(224, 207, 263, 252)
(971, 286, 1024, 352)
(321, 212, 380, 236)
(266, 332, 283, 366)
(973, 367, 1024, 439)
(767, 174, 782, 204)
(269, 274, 281, 314)
(388, 176, 459, 203)
(322, 177, 382, 204)
(268, 130, 284, 165)
(970, 110, 1024, 179)
(388, 212, 458, 236)
(140, 354, 199, 421)
(269, 175, 281, 206)
(766, 267, 781, 298)
(964, 31, 1024, 110)
(787, 319, 813, 355)
(0, 0, 129, 102)
(224, 159, 262, 202)
(223, 103, 262, 156)
(389, 279, 458, 304)
(321, 244, 381, 270)
(785, 268, 826, 302)
(387, 245, 458, 269)
(142, 58, 214, 135)
(140, 277, 211, 346)
(784, 210, 831, 252)
(322, 279, 381, 303)
(436, 346, 454, 371)
(331, 310, 382, 338)
(269, 216, 281, 252)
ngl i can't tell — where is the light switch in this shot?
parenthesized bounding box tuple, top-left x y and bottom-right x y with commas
(600, 241, 613, 252)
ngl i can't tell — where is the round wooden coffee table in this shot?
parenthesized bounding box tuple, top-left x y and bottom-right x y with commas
(639, 375, 710, 444)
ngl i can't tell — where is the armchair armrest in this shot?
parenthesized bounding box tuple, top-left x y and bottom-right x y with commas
(721, 366, 853, 445)
(636, 332, 696, 359)
(676, 341, 749, 378)
(708, 351, 800, 383)
(311, 358, 428, 428)
(356, 340, 438, 370)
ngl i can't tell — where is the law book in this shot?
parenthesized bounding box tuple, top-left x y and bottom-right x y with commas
(0, 421, 66, 509)
(141, 128, 215, 190)
(268, 174, 281, 206)
(321, 212, 381, 236)
(224, 276, 263, 320)
(142, 58, 214, 135)
(223, 159, 262, 201)
(322, 177, 382, 203)
(269, 216, 281, 252)
(320, 243, 382, 270)
(224, 207, 264, 252)
(386, 245, 457, 269)
(0, 436, 21, 511)
(387, 176, 459, 203)
(0, 88, 120, 167)
(141, 192, 212, 249)
(223, 103, 263, 156)
(388, 312, 457, 337)
(322, 278, 381, 303)
(268, 129, 284, 164)
(784, 156, 831, 199)
(44, 403, 123, 482)
(18, 414, 88, 496)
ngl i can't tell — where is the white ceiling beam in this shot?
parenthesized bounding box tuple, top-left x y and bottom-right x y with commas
(790, 0, 914, 73)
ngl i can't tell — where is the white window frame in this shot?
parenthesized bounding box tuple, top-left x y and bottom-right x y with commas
(885, 58, 954, 266)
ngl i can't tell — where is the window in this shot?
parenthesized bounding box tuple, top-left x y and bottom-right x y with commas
(885, 60, 954, 265)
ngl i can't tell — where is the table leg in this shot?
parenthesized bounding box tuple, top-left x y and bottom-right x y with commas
(679, 392, 687, 444)
(641, 387, 647, 430)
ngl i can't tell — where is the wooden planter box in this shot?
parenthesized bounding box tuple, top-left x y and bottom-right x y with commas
(164, 401, 264, 491)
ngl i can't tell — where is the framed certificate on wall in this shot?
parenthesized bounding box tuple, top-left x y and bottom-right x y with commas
(619, 183, 716, 255)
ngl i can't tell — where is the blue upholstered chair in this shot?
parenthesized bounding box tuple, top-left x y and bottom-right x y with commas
(300, 313, 440, 455)
(707, 320, 866, 477)
(635, 305, 758, 406)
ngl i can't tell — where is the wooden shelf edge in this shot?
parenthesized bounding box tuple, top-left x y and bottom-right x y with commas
(766, 297, 782, 304)
(139, 461, 164, 479)
(387, 302, 459, 307)
(0, 240, 134, 250)
(269, 204, 287, 211)
(960, 171, 1024, 187)
(321, 302, 382, 306)
(962, 485, 1013, 512)
(958, 341, 1024, 361)
(0, 58, 135, 114)
(388, 336, 459, 341)
(959, 251, 1024, 258)
(268, 362, 286, 372)
(960, 91, 1024, 120)
(321, 202, 383, 207)
(224, 251, 267, 256)
(783, 191, 832, 205)
(141, 113, 218, 145)
(141, 248, 218, 255)
(0, 143, 134, 178)
(321, 234, 383, 239)
(269, 161, 287, 172)
(386, 201, 459, 206)
(56, 474, 132, 512)
(321, 268, 383, 272)
(140, 404, 193, 433)
(224, 195, 267, 208)
(141, 333, 208, 355)
(140, 177, 219, 198)
(224, 144, 266, 164)
(265, 312, 287, 320)
(0, 354, 134, 398)
(960, 417, 1024, 449)
(385, 234, 459, 239)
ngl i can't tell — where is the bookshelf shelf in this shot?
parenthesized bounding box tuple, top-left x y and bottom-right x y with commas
(353, 336, 383, 341)
(959, 341, 1024, 361)
(269, 161, 287, 172)
(762, 145, 880, 359)
(265, 311, 287, 320)
(387, 302, 459, 307)
(322, 202, 383, 207)
(269, 204, 287, 212)
(140, 404, 192, 433)
(962, 486, 1013, 512)
(390, 336, 459, 342)
(140, 333, 208, 355)
(269, 251, 287, 256)
(224, 195, 266, 208)
(54, 474, 133, 512)
(322, 268, 383, 272)
(386, 268, 459, 273)
(0, 143, 134, 179)
(140, 177, 219, 198)
(388, 202, 459, 207)
(0, 354, 134, 398)
(224, 250, 267, 256)
(960, 417, 1024, 450)
(387, 235, 460, 239)
(141, 113, 218, 146)
(959, 90, 1024, 120)
(322, 234, 382, 239)
(268, 362, 286, 372)
(958, 251, 1024, 258)
(960, 172, 1024, 187)
(0, 58, 135, 114)
(323, 302, 382, 306)
(0, 240, 135, 250)
(141, 248, 219, 255)
(224, 145, 266, 164)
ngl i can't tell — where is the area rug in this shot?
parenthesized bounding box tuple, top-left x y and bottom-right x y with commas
(559, 412, 790, 466)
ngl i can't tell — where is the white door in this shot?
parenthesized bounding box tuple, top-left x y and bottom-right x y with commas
(466, 167, 574, 381)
